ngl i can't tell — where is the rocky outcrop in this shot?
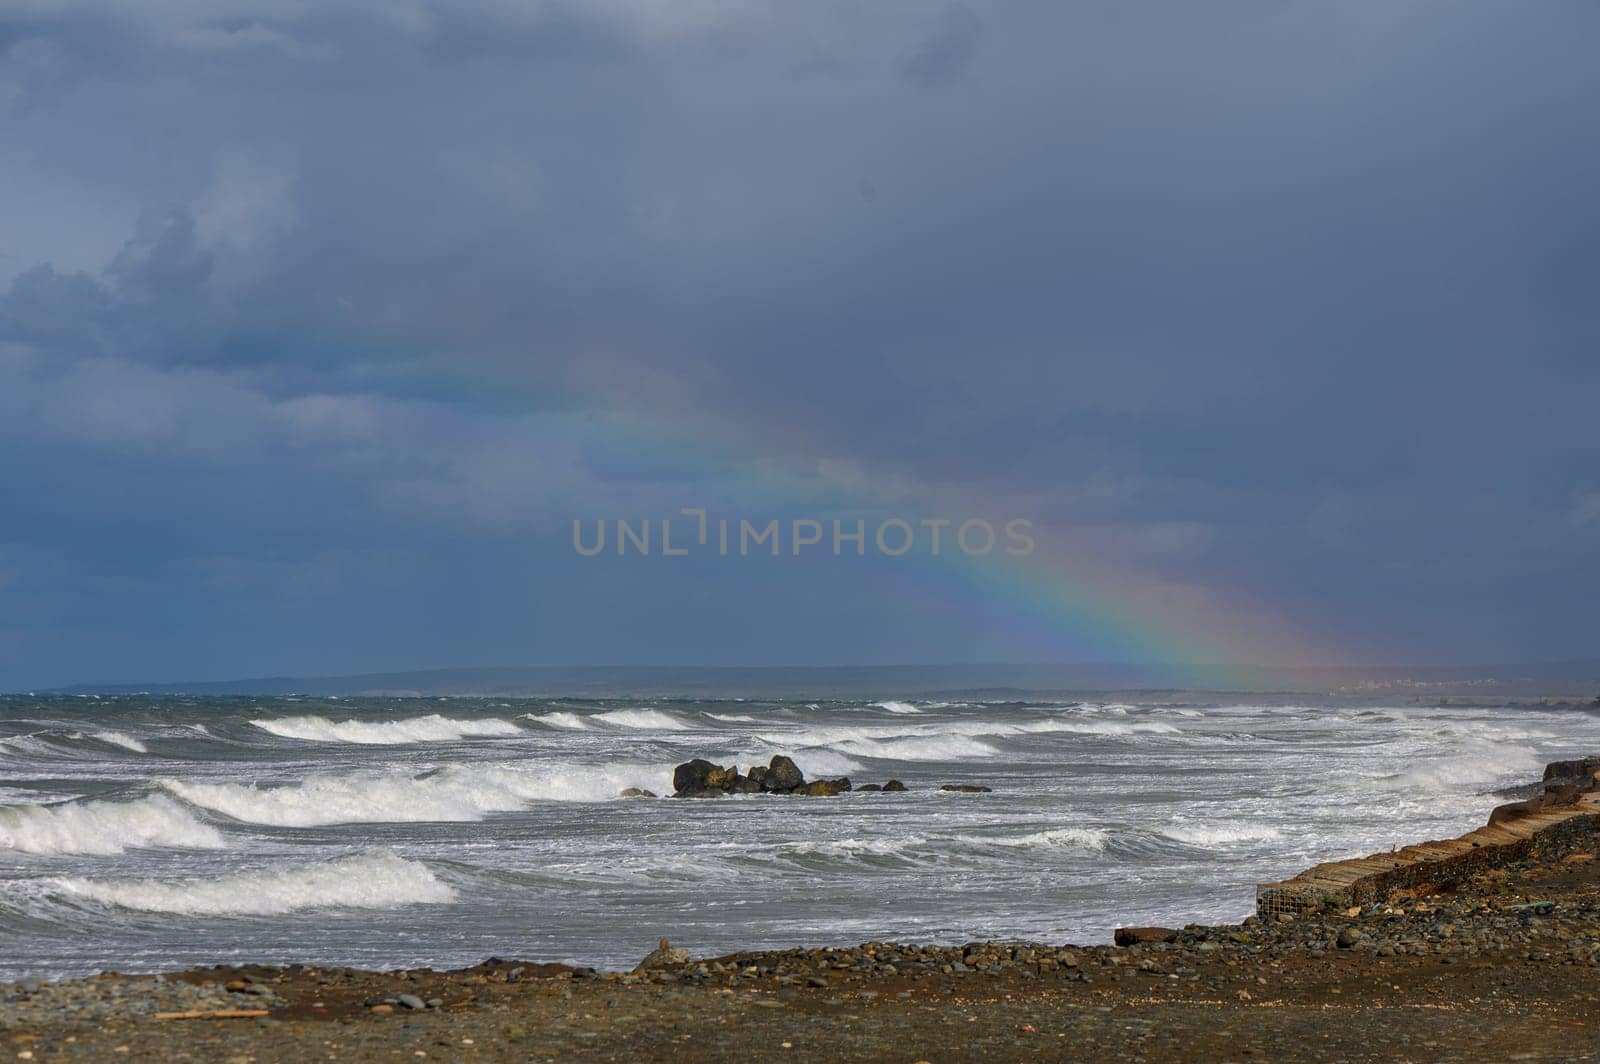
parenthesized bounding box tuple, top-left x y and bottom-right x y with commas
(762, 756, 805, 793)
(672, 759, 722, 794)
(940, 784, 992, 793)
(1544, 757, 1600, 787)
(1489, 760, 1600, 825)
(668, 756, 896, 798)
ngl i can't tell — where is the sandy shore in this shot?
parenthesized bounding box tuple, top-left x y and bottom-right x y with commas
(7, 783, 1600, 1062)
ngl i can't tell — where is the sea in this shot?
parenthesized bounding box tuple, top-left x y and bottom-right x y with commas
(2, 691, 1597, 982)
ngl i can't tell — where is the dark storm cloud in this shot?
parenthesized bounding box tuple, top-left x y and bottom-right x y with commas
(0, 1, 1597, 686)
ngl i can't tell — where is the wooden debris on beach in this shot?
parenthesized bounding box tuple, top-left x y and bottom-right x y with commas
(152, 1008, 270, 1021)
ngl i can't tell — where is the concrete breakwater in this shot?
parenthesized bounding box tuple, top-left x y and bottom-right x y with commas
(1256, 757, 1600, 916)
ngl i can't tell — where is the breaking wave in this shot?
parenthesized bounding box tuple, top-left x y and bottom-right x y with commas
(0, 795, 225, 855)
(1376, 727, 1545, 795)
(47, 850, 454, 916)
(592, 709, 689, 730)
(250, 714, 522, 745)
(162, 762, 671, 826)
(87, 731, 149, 753)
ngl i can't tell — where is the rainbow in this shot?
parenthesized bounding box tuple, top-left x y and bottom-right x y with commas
(428, 356, 1341, 680)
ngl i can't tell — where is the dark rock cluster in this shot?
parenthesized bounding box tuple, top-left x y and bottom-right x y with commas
(669, 756, 905, 798)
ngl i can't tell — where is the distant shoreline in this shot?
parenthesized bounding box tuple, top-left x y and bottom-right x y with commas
(24, 659, 1600, 703)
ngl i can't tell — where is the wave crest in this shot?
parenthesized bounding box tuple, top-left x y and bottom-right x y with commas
(592, 709, 689, 730)
(0, 795, 225, 855)
(88, 731, 149, 753)
(524, 712, 589, 730)
(163, 762, 672, 826)
(48, 850, 454, 916)
(250, 714, 522, 745)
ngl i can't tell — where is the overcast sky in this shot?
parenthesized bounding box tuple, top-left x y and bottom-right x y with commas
(2, 1, 1598, 688)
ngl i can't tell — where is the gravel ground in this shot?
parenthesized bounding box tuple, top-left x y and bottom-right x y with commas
(5, 852, 1600, 1062)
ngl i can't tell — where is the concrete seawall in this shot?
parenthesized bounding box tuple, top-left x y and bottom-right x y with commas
(1256, 761, 1600, 917)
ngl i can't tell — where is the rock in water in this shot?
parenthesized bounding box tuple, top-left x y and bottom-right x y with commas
(619, 787, 657, 798)
(762, 755, 805, 793)
(673, 759, 723, 794)
(882, 780, 907, 792)
(940, 784, 992, 793)
(705, 764, 739, 790)
(801, 778, 851, 797)
(634, 938, 692, 973)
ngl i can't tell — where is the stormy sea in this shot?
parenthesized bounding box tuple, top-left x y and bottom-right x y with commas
(3, 692, 1596, 981)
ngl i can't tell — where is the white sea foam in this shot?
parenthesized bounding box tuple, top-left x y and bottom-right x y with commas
(1159, 821, 1283, 847)
(250, 714, 522, 745)
(874, 701, 923, 714)
(784, 836, 930, 860)
(962, 828, 1110, 852)
(757, 722, 1001, 762)
(163, 762, 671, 826)
(88, 731, 149, 753)
(0, 795, 225, 855)
(835, 733, 1000, 761)
(1382, 741, 1544, 794)
(50, 850, 454, 916)
(592, 709, 688, 730)
(706, 713, 758, 723)
(761, 717, 1180, 762)
(1022, 718, 1181, 736)
(763, 724, 915, 744)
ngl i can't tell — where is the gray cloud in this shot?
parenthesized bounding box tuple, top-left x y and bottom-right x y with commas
(0, 0, 1597, 686)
